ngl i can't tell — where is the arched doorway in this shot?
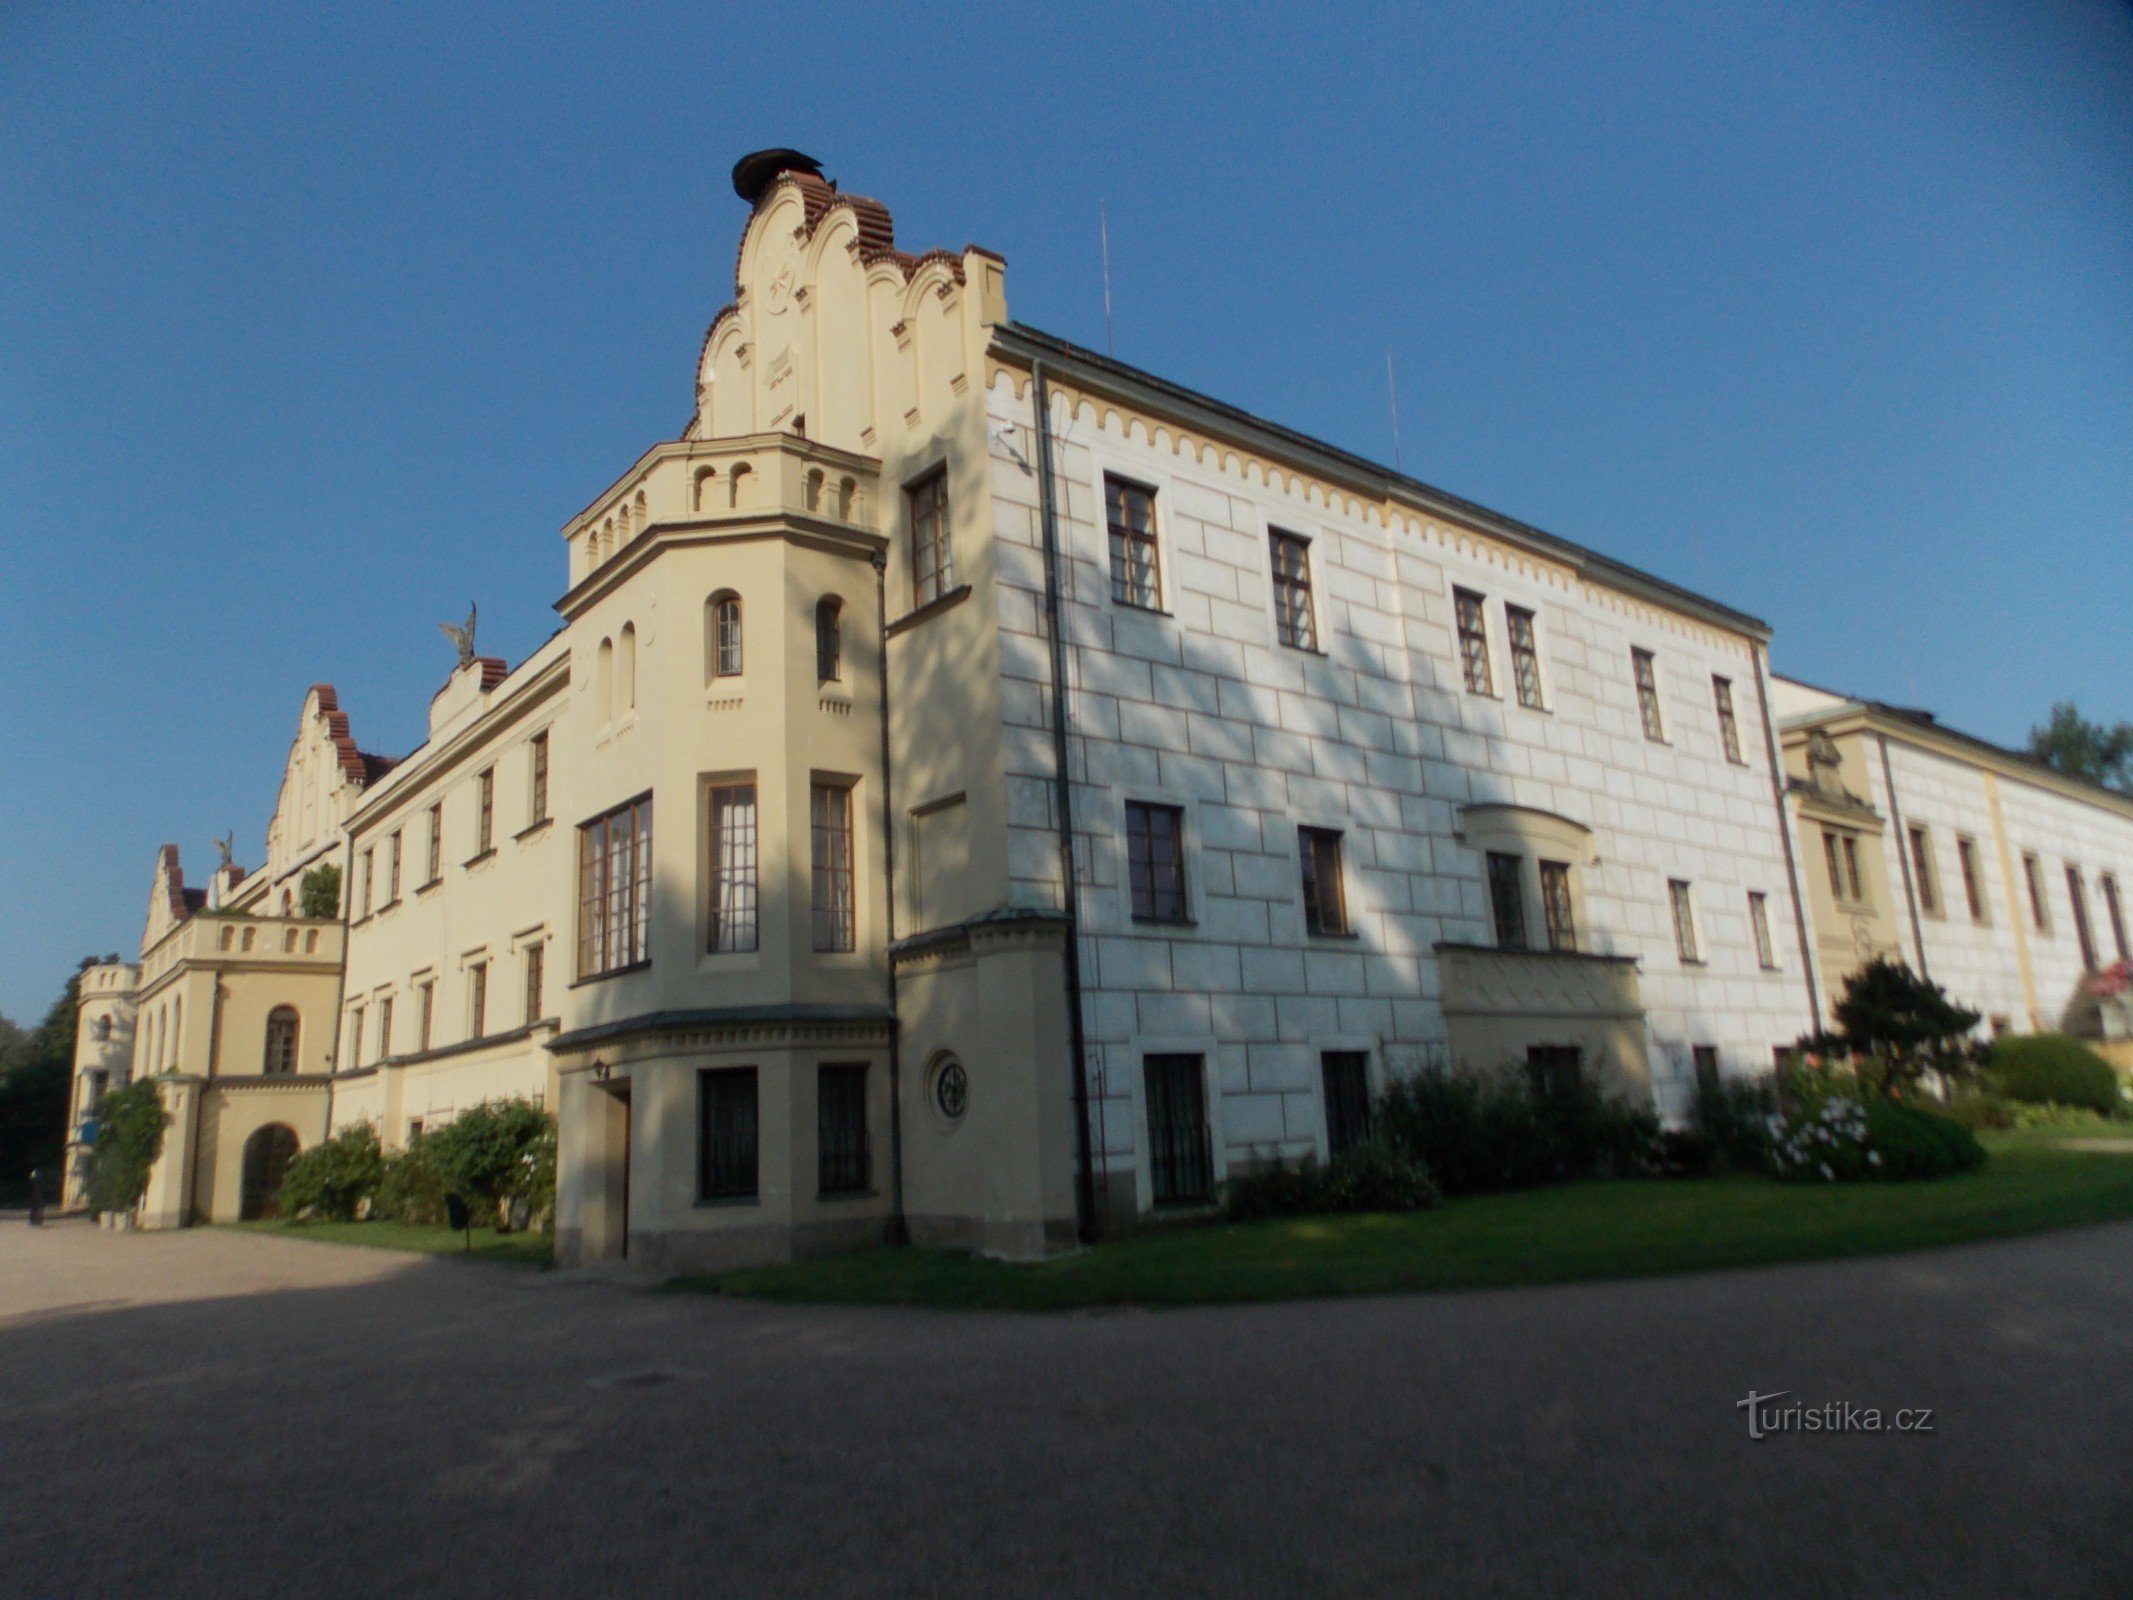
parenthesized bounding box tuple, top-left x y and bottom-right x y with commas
(240, 1124, 301, 1220)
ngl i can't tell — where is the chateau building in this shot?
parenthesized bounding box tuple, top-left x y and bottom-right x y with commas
(73, 151, 1838, 1266)
(1774, 678, 2133, 1063)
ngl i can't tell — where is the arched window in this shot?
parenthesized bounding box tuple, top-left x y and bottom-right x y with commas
(804, 469, 825, 512)
(816, 597, 843, 682)
(263, 1007, 300, 1075)
(707, 594, 743, 679)
(634, 488, 647, 525)
(836, 477, 859, 520)
(728, 462, 752, 508)
(596, 637, 614, 720)
(618, 622, 637, 713)
(94, 1015, 112, 1043)
(693, 466, 717, 511)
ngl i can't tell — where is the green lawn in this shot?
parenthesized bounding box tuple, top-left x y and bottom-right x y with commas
(674, 1127, 2133, 1311)
(227, 1217, 553, 1268)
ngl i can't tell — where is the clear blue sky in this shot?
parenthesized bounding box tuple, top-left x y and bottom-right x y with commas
(3, 1, 2128, 1023)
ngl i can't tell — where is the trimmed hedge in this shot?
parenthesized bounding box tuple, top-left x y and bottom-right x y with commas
(1989, 1034, 2121, 1116)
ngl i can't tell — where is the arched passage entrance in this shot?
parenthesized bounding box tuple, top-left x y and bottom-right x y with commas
(240, 1124, 301, 1220)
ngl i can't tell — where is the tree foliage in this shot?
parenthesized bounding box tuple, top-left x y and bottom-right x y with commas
(2027, 703, 2133, 795)
(1831, 956, 1982, 1096)
(298, 862, 343, 919)
(277, 1122, 386, 1221)
(0, 964, 86, 1187)
(86, 1079, 167, 1213)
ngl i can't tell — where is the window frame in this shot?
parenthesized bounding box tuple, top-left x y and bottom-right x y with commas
(467, 962, 487, 1040)
(815, 597, 843, 683)
(697, 1067, 759, 1202)
(1486, 850, 1527, 951)
(1907, 825, 1940, 916)
(2067, 864, 2099, 971)
(705, 781, 760, 956)
(529, 731, 550, 826)
(1298, 826, 1350, 938)
(262, 1007, 300, 1076)
(1956, 836, 1987, 922)
(707, 594, 744, 680)
(810, 781, 857, 954)
(1320, 1050, 1373, 1159)
(1453, 587, 1494, 696)
(2023, 851, 2050, 933)
(1632, 648, 1666, 742)
(816, 1063, 872, 1196)
(1539, 859, 1577, 953)
(906, 467, 953, 608)
(475, 767, 495, 857)
(1713, 675, 1744, 764)
(1144, 1053, 1213, 1207)
(1125, 800, 1191, 924)
(1269, 529, 1318, 651)
(1748, 890, 1777, 970)
(426, 802, 443, 884)
(524, 940, 544, 1024)
(2102, 872, 2129, 962)
(1668, 878, 1702, 964)
(1506, 604, 1545, 710)
(576, 792, 655, 980)
(1104, 474, 1164, 611)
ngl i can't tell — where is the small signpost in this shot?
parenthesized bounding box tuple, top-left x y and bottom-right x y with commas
(444, 1192, 471, 1254)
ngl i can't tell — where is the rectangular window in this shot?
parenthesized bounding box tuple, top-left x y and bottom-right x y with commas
(1105, 475, 1162, 609)
(1748, 890, 1777, 969)
(347, 1006, 364, 1068)
(1486, 851, 1527, 950)
(817, 1064, 871, 1195)
(907, 469, 952, 607)
(524, 942, 544, 1024)
(1713, 676, 1744, 764)
(706, 784, 759, 954)
(1692, 1045, 1721, 1107)
(1540, 860, 1577, 953)
(1633, 649, 1665, 741)
(1506, 605, 1544, 709)
(1957, 837, 1986, 922)
(530, 732, 550, 825)
(1126, 801, 1189, 922)
(476, 767, 495, 855)
(426, 802, 443, 883)
(1525, 1044, 1582, 1100)
(577, 793, 654, 978)
(360, 848, 374, 916)
(1144, 1053, 1212, 1205)
(2068, 865, 2099, 970)
(1453, 587, 1493, 695)
(1669, 878, 1701, 963)
(1908, 826, 1939, 915)
(417, 981, 434, 1051)
(1842, 836, 1864, 903)
(1270, 530, 1317, 650)
(1321, 1051, 1372, 1159)
(697, 1067, 759, 1201)
(387, 831, 402, 902)
(1299, 826, 1349, 937)
(468, 962, 487, 1039)
(2023, 852, 2049, 932)
(377, 996, 393, 1060)
(1822, 830, 1845, 901)
(2103, 872, 2129, 962)
(811, 782, 856, 953)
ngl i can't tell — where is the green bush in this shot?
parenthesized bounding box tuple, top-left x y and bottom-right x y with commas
(2006, 1101, 2116, 1131)
(420, 1098, 556, 1230)
(377, 1136, 449, 1225)
(1376, 1070, 1658, 1197)
(1944, 1085, 2016, 1131)
(1865, 1102, 1987, 1178)
(1694, 1071, 1778, 1170)
(277, 1123, 384, 1221)
(1224, 1144, 1439, 1221)
(85, 1079, 167, 1213)
(1988, 1035, 2121, 1116)
(1763, 1097, 1984, 1182)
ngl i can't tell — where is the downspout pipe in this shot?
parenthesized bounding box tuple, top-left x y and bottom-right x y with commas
(874, 548, 908, 1246)
(1032, 361, 1100, 1243)
(1877, 733, 1930, 977)
(1753, 645, 1822, 1034)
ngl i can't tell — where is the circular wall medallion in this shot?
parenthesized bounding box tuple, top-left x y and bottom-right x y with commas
(933, 1057, 968, 1121)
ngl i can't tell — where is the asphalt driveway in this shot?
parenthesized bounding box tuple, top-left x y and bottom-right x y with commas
(2, 1215, 2128, 1598)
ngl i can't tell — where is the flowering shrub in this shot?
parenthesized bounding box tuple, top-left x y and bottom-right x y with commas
(1762, 1097, 1983, 1182)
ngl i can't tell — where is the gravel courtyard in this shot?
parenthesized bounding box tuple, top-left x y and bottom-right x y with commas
(3, 1217, 2129, 1598)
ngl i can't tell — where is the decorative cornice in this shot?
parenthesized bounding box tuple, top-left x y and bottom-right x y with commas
(547, 1003, 895, 1056)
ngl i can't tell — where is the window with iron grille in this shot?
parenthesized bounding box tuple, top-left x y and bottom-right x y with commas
(387, 831, 402, 902)
(1126, 801, 1188, 922)
(263, 1007, 299, 1075)
(908, 470, 952, 606)
(811, 783, 856, 953)
(1958, 837, 1987, 921)
(1908, 826, 1939, 914)
(1321, 1051, 1372, 1158)
(1540, 860, 1577, 953)
(1526, 1044, 1582, 1100)
(467, 963, 486, 1039)
(1486, 851, 1527, 950)
(1633, 649, 1665, 741)
(1453, 588, 1493, 695)
(1270, 530, 1316, 650)
(1105, 476, 1162, 609)
(817, 1064, 871, 1195)
(815, 598, 842, 682)
(2103, 872, 2129, 961)
(697, 1067, 758, 1201)
(426, 802, 443, 883)
(710, 595, 743, 678)
(524, 941, 544, 1024)
(1144, 1053, 1212, 1205)
(2067, 865, 2099, 970)
(476, 767, 495, 855)
(417, 982, 433, 1050)
(377, 996, 394, 1059)
(1748, 890, 1777, 969)
(1506, 605, 1544, 709)
(2023, 852, 2049, 931)
(706, 784, 758, 954)
(1299, 826, 1349, 936)
(1668, 879, 1700, 963)
(577, 793, 654, 978)
(1713, 676, 1744, 763)
(530, 732, 550, 825)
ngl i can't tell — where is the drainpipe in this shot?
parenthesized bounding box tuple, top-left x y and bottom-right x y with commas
(1753, 644, 1822, 1033)
(1877, 733, 1929, 977)
(1032, 360, 1100, 1243)
(874, 548, 908, 1246)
